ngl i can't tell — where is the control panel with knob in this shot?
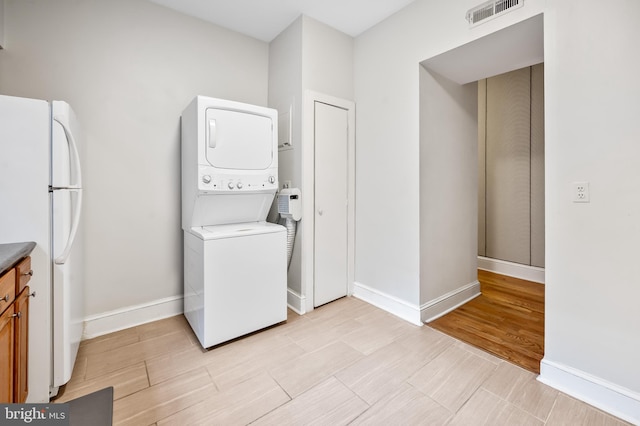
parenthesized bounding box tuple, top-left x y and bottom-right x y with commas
(197, 168, 279, 193)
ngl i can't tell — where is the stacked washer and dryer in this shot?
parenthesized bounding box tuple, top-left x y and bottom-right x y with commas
(181, 96, 287, 348)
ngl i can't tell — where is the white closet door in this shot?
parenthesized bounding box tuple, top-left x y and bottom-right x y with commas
(314, 101, 348, 307)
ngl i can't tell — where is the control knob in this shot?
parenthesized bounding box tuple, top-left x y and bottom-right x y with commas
(268, 176, 276, 184)
(202, 175, 211, 184)
(228, 181, 235, 189)
(236, 182, 243, 189)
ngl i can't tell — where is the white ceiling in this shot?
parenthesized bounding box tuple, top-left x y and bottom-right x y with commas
(148, 0, 416, 42)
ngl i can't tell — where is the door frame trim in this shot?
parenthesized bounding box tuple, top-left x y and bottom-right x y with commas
(301, 91, 355, 313)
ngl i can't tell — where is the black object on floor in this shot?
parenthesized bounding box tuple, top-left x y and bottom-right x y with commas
(67, 386, 114, 426)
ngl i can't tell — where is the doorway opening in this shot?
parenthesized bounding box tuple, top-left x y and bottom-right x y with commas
(418, 14, 545, 373)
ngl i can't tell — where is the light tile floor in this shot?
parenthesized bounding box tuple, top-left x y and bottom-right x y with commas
(56, 297, 631, 425)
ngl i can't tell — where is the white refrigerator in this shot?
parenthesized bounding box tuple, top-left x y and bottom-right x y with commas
(0, 94, 85, 401)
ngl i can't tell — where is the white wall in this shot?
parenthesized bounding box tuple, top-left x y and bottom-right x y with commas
(0, 0, 268, 325)
(540, 1, 640, 419)
(269, 17, 304, 301)
(419, 67, 478, 318)
(269, 15, 353, 312)
(301, 16, 353, 101)
(355, 0, 640, 421)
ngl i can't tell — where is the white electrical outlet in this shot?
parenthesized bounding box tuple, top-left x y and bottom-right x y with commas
(573, 181, 590, 203)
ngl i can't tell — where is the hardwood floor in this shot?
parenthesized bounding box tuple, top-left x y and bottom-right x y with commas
(429, 270, 545, 374)
(53, 296, 628, 425)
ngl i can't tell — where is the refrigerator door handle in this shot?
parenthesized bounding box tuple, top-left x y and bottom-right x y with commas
(54, 188, 82, 265)
(53, 115, 83, 265)
(53, 115, 83, 188)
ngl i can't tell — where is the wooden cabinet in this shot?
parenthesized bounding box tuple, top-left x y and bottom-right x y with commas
(13, 286, 29, 403)
(0, 269, 16, 315)
(0, 304, 15, 403)
(15, 257, 32, 295)
(0, 256, 32, 403)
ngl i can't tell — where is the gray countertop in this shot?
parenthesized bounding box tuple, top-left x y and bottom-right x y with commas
(0, 242, 36, 275)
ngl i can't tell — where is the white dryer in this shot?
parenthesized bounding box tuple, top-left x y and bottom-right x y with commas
(181, 96, 287, 348)
(181, 96, 279, 228)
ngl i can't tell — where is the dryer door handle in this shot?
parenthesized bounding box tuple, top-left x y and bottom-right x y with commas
(208, 119, 217, 148)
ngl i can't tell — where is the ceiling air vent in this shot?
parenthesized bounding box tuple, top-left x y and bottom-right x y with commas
(466, 0, 524, 27)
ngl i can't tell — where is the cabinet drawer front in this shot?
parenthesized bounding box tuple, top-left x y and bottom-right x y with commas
(0, 269, 16, 315)
(15, 257, 32, 294)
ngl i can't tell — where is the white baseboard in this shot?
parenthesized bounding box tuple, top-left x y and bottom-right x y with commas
(539, 358, 640, 424)
(421, 280, 481, 323)
(353, 281, 423, 326)
(83, 295, 184, 339)
(478, 256, 545, 284)
(287, 287, 306, 315)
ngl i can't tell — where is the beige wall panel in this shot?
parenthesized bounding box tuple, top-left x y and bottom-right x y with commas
(531, 63, 545, 267)
(478, 79, 487, 257)
(485, 67, 531, 265)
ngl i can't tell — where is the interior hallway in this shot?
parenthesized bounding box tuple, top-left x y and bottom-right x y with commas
(429, 270, 544, 374)
(54, 296, 626, 425)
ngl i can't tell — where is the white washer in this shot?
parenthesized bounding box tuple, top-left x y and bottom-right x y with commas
(183, 222, 287, 348)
